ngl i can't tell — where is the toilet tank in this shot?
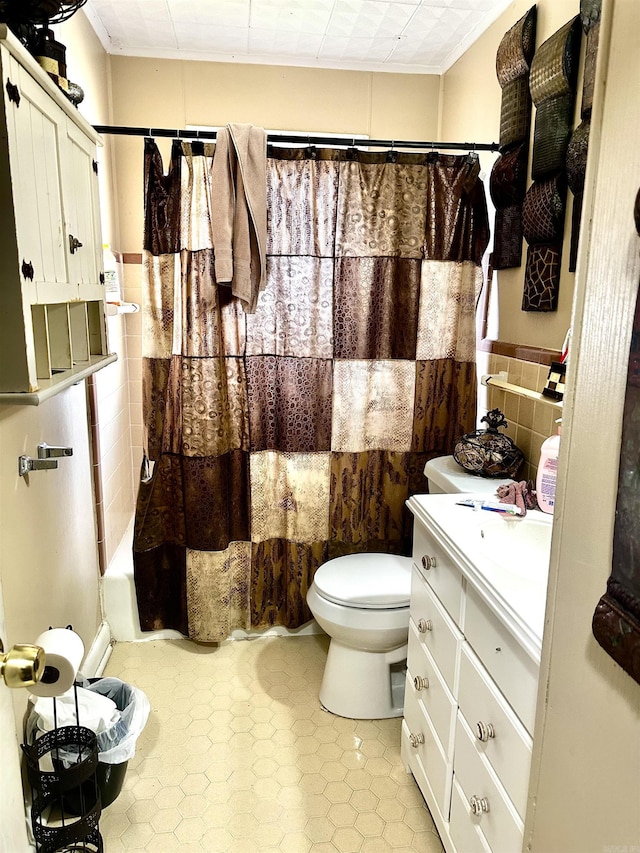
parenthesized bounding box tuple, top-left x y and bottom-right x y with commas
(424, 456, 514, 494)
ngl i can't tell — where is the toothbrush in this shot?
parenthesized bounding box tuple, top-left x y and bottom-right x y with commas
(455, 499, 523, 516)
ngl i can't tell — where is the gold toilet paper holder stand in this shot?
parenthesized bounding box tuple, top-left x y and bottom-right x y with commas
(0, 638, 45, 689)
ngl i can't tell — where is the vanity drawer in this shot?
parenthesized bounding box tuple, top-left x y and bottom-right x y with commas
(464, 585, 539, 735)
(407, 620, 457, 758)
(402, 683, 453, 821)
(452, 713, 524, 853)
(449, 780, 492, 853)
(458, 643, 533, 820)
(410, 570, 463, 694)
(413, 520, 464, 623)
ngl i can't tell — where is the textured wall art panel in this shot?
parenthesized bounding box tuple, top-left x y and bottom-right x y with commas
(566, 0, 602, 272)
(523, 16, 582, 311)
(491, 5, 537, 270)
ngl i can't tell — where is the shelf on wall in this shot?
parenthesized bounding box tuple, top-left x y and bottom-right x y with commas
(481, 373, 563, 410)
(0, 353, 118, 406)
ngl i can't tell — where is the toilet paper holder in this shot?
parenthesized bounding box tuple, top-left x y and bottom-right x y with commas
(18, 443, 73, 477)
(0, 637, 45, 689)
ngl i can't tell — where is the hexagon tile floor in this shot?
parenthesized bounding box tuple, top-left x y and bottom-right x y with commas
(100, 634, 445, 853)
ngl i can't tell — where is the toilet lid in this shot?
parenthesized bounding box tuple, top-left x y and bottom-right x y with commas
(313, 553, 412, 609)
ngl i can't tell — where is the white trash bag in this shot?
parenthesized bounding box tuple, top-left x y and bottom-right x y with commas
(78, 677, 150, 764)
(28, 676, 150, 765)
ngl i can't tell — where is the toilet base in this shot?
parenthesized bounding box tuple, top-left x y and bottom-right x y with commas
(319, 639, 408, 719)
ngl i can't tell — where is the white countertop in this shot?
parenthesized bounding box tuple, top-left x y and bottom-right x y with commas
(407, 493, 553, 663)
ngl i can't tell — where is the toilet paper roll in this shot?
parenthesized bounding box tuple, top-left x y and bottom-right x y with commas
(30, 628, 84, 698)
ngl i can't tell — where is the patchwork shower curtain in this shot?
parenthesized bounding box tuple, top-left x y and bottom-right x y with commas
(134, 139, 489, 641)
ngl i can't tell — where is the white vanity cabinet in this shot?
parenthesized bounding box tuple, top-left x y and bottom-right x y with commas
(403, 495, 548, 853)
(0, 26, 113, 402)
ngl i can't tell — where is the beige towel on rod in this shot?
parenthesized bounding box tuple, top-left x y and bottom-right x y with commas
(211, 123, 267, 313)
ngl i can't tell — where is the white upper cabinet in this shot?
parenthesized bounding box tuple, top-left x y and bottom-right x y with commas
(0, 26, 114, 402)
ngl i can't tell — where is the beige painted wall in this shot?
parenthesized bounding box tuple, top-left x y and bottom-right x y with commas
(109, 56, 440, 252)
(442, 0, 581, 351)
(0, 387, 102, 684)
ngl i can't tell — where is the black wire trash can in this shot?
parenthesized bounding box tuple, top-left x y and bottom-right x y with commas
(28, 677, 150, 815)
(22, 724, 103, 853)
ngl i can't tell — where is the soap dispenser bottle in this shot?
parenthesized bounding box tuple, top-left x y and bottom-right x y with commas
(536, 420, 561, 514)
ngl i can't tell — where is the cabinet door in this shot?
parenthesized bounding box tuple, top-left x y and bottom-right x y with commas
(62, 119, 103, 298)
(3, 54, 70, 302)
(458, 643, 532, 820)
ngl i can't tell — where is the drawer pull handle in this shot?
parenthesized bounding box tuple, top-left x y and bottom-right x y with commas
(417, 618, 433, 633)
(409, 732, 424, 749)
(469, 795, 490, 816)
(475, 721, 495, 742)
(421, 555, 437, 570)
(413, 675, 430, 691)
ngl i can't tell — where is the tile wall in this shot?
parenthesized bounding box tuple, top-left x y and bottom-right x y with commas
(122, 261, 144, 482)
(485, 353, 562, 483)
(92, 258, 143, 571)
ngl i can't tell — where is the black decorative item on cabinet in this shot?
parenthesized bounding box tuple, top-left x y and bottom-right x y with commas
(0, 0, 87, 104)
(0, 1, 86, 51)
(22, 682, 103, 852)
(453, 408, 524, 478)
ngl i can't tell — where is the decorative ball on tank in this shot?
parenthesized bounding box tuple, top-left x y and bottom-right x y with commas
(453, 408, 524, 478)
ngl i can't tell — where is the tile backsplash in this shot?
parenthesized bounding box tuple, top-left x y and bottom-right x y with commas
(484, 353, 562, 484)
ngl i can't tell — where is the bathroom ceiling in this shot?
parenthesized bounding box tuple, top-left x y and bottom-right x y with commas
(83, 0, 512, 74)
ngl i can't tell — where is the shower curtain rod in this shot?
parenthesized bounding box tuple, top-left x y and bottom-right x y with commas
(92, 124, 500, 152)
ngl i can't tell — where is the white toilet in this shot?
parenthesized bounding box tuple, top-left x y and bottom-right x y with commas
(307, 455, 514, 720)
(424, 455, 515, 495)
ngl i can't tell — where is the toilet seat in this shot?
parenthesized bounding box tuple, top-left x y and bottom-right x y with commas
(313, 553, 411, 610)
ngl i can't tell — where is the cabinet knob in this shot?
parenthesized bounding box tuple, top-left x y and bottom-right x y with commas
(417, 618, 433, 633)
(413, 675, 429, 691)
(68, 235, 84, 254)
(469, 795, 490, 816)
(475, 721, 495, 742)
(409, 732, 424, 749)
(421, 554, 437, 570)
